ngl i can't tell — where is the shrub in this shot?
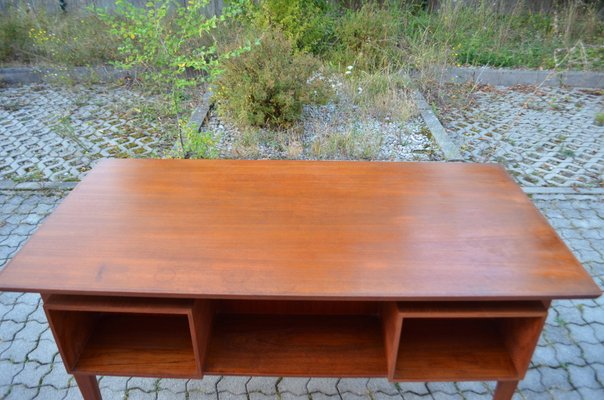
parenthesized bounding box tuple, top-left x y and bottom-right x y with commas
(213, 30, 333, 128)
(253, 0, 337, 55)
(331, 3, 403, 73)
(98, 0, 247, 157)
(97, 0, 222, 89)
(184, 128, 220, 159)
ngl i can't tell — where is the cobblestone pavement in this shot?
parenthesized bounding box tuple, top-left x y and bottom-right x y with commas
(441, 86, 604, 188)
(0, 84, 175, 182)
(0, 190, 602, 400)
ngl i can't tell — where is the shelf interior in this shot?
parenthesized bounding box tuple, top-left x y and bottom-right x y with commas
(73, 313, 198, 378)
(205, 313, 387, 377)
(44, 296, 546, 382)
(394, 318, 518, 381)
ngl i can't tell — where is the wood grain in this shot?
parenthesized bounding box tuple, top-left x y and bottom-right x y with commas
(499, 316, 547, 377)
(216, 300, 379, 315)
(205, 314, 387, 376)
(382, 302, 403, 380)
(73, 374, 101, 400)
(1, 159, 600, 301)
(494, 380, 519, 400)
(44, 308, 99, 372)
(190, 300, 213, 377)
(396, 301, 547, 318)
(74, 313, 198, 378)
(394, 319, 518, 381)
(45, 294, 194, 314)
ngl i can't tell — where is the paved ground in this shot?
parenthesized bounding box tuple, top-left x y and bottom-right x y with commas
(441, 86, 604, 188)
(0, 83, 603, 399)
(0, 84, 175, 182)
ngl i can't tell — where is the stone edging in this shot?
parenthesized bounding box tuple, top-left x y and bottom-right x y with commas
(3, 65, 602, 89)
(440, 66, 604, 88)
(413, 90, 463, 161)
(522, 186, 604, 195)
(188, 89, 213, 133)
(0, 180, 77, 191)
(0, 66, 133, 85)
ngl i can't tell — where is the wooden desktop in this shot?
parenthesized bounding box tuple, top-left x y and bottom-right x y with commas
(0, 160, 600, 400)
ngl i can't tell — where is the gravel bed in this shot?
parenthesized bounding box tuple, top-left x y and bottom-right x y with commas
(204, 88, 443, 161)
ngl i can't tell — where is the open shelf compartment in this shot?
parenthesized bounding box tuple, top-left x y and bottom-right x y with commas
(44, 295, 211, 378)
(44, 296, 548, 382)
(385, 301, 547, 382)
(204, 300, 387, 377)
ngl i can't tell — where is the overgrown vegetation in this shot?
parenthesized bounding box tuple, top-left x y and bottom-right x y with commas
(97, 0, 251, 157)
(4, 1, 602, 71)
(401, 0, 604, 70)
(330, 3, 404, 72)
(2, 0, 603, 157)
(252, 0, 337, 55)
(345, 70, 417, 123)
(97, 0, 231, 90)
(310, 125, 383, 160)
(0, 5, 117, 65)
(213, 30, 333, 128)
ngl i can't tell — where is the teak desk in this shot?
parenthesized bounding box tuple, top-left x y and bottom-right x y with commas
(0, 160, 600, 400)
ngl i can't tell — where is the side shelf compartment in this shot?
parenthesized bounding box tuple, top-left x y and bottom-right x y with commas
(43, 295, 212, 378)
(383, 301, 548, 382)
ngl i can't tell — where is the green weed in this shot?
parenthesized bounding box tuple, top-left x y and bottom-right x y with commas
(214, 30, 333, 129)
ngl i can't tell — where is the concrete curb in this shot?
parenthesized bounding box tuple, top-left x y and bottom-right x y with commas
(188, 89, 213, 133)
(4, 65, 603, 89)
(0, 66, 133, 86)
(414, 90, 463, 161)
(0, 180, 77, 191)
(441, 66, 604, 88)
(173, 89, 214, 156)
(522, 186, 604, 195)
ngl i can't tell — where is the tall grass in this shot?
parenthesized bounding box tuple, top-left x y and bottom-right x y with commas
(1, 0, 602, 72)
(399, 0, 603, 70)
(0, 5, 118, 66)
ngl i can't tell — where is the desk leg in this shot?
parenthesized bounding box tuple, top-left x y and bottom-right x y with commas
(74, 374, 102, 400)
(493, 380, 518, 400)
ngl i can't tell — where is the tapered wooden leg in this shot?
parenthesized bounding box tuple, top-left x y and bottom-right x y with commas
(493, 380, 518, 400)
(74, 374, 102, 400)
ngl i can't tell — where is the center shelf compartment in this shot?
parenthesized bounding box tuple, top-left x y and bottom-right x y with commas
(205, 303, 387, 377)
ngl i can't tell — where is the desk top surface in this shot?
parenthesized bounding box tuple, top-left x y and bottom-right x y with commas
(0, 159, 600, 300)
